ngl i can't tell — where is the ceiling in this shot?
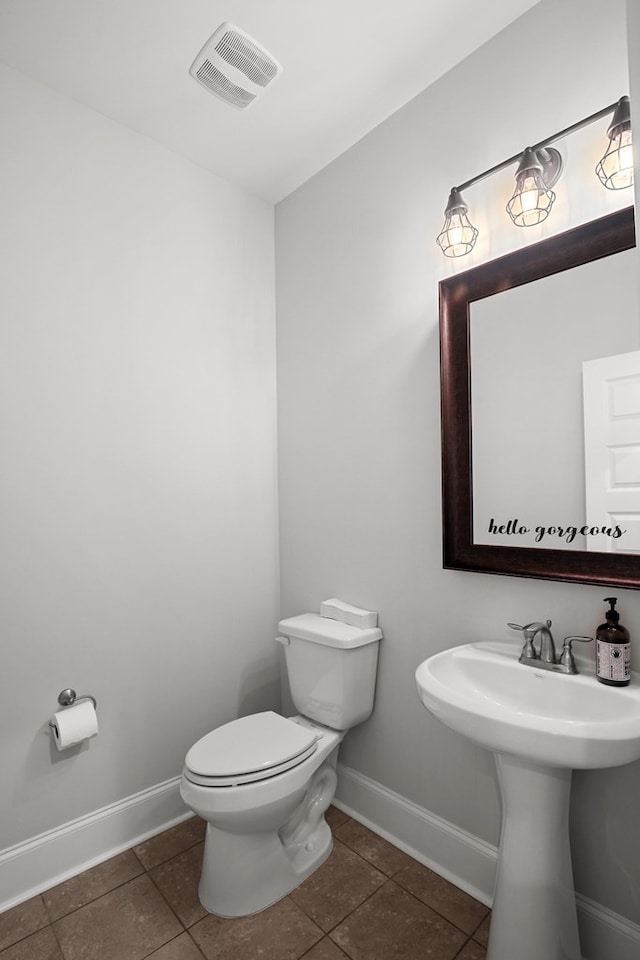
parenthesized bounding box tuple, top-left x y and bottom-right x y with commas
(0, 0, 541, 202)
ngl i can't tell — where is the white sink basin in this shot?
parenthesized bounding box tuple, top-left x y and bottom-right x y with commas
(415, 640, 640, 769)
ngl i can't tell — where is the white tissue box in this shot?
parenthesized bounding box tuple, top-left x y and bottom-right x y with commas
(320, 598, 378, 629)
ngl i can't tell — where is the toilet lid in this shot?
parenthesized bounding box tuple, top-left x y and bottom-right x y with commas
(184, 711, 319, 786)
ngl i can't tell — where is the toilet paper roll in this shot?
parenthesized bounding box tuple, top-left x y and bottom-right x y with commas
(50, 700, 99, 751)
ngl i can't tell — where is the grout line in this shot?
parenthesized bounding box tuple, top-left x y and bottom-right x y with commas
(287, 839, 388, 935)
(331, 817, 491, 941)
(40, 891, 67, 960)
(132, 821, 206, 872)
(144, 863, 192, 934)
(38, 865, 146, 925)
(185, 929, 210, 960)
(0, 898, 50, 957)
(289, 832, 488, 952)
(451, 937, 475, 960)
(133, 836, 205, 872)
(469, 910, 491, 942)
(138, 930, 208, 960)
(298, 938, 319, 960)
(34, 828, 206, 929)
(50, 923, 67, 960)
(130, 847, 146, 871)
(373, 871, 490, 946)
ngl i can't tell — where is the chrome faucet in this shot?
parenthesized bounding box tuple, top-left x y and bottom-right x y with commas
(507, 620, 592, 674)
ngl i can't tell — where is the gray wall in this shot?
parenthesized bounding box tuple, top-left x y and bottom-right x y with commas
(0, 64, 280, 848)
(276, 0, 640, 925)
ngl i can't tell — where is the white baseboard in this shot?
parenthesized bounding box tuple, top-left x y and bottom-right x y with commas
(575, 893, 640, 960)
(335, 762, 640, 960)
(0, 776, 189, 913)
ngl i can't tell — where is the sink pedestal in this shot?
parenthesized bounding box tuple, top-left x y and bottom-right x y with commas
(489, 754, 580, 960)
(416, 642, 640, 959)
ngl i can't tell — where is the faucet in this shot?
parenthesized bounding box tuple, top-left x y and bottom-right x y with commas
(507, 621, 592, 674)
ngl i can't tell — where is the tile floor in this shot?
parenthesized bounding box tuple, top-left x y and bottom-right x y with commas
(0, 807, 490, 960)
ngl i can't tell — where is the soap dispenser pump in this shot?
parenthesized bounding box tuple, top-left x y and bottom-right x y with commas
(596, 597, 631, 686)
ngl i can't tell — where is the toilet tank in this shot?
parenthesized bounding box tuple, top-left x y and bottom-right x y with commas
(277, 613, 382, 731)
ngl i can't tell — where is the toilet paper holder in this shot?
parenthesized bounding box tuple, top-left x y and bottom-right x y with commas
(48, 688, 98, 727)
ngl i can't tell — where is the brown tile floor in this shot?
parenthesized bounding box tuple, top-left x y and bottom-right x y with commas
(0, 807, 490, 960)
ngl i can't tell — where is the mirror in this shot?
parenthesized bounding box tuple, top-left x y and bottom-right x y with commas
(440, 205, 639, 588)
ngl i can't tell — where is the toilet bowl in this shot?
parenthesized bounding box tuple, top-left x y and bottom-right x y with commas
(180, 610, 382, 917)
(180, 712, 342, 916)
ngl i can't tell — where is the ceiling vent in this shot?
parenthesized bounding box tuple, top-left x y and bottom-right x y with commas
(189, 22, 282, 110)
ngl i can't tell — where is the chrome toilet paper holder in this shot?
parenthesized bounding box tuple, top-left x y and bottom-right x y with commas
(48, 688, 98, 727)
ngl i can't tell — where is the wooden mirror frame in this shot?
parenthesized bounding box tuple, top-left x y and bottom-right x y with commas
(440, 205, 638, 588)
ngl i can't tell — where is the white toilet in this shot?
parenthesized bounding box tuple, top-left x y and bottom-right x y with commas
(179, 611, 382, 917)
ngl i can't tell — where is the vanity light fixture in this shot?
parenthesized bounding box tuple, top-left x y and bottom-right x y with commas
(437, 95, 633, 257)
(436, 188, 479, 257)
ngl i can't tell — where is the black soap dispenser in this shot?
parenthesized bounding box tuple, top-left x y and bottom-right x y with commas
(596, 597, 631, 686)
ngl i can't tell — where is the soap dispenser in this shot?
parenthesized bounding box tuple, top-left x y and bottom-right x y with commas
(596, 597, 631, 686)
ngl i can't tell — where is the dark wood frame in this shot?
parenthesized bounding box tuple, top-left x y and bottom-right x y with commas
(440, 205, 638, 588)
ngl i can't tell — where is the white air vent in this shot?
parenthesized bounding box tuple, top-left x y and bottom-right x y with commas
(189, 22, 282, 110)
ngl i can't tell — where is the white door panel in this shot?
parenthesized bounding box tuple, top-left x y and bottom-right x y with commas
(583, 350, 640, 553)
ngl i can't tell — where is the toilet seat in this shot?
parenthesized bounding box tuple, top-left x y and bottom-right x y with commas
(184, 711, 319, 787)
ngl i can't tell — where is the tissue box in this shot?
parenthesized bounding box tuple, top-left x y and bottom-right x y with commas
(320, 598, 378, 629)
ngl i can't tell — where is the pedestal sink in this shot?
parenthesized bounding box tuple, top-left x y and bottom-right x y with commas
(415, 641, 640, 960)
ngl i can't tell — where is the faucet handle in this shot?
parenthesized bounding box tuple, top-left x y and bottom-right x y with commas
(508, 622, 538, 660)
(559, 636, 593, 672)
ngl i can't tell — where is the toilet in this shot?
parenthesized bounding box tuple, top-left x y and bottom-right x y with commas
(179, 611, 382, 917)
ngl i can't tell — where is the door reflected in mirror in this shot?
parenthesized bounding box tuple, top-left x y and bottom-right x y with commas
(583, 349, 640, 552)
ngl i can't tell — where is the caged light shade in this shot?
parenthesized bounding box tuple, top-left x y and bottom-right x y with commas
(505, 147, 562, 227)
(596, 96, 634, 190)
(436, 188, 479, 258)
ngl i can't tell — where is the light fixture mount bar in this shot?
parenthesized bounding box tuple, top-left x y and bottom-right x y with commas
(454, 98, 627, 194)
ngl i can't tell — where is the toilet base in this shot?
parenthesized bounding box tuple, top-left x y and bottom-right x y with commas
(197, 761, 337, 917)
(199, 818, 333, 917)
